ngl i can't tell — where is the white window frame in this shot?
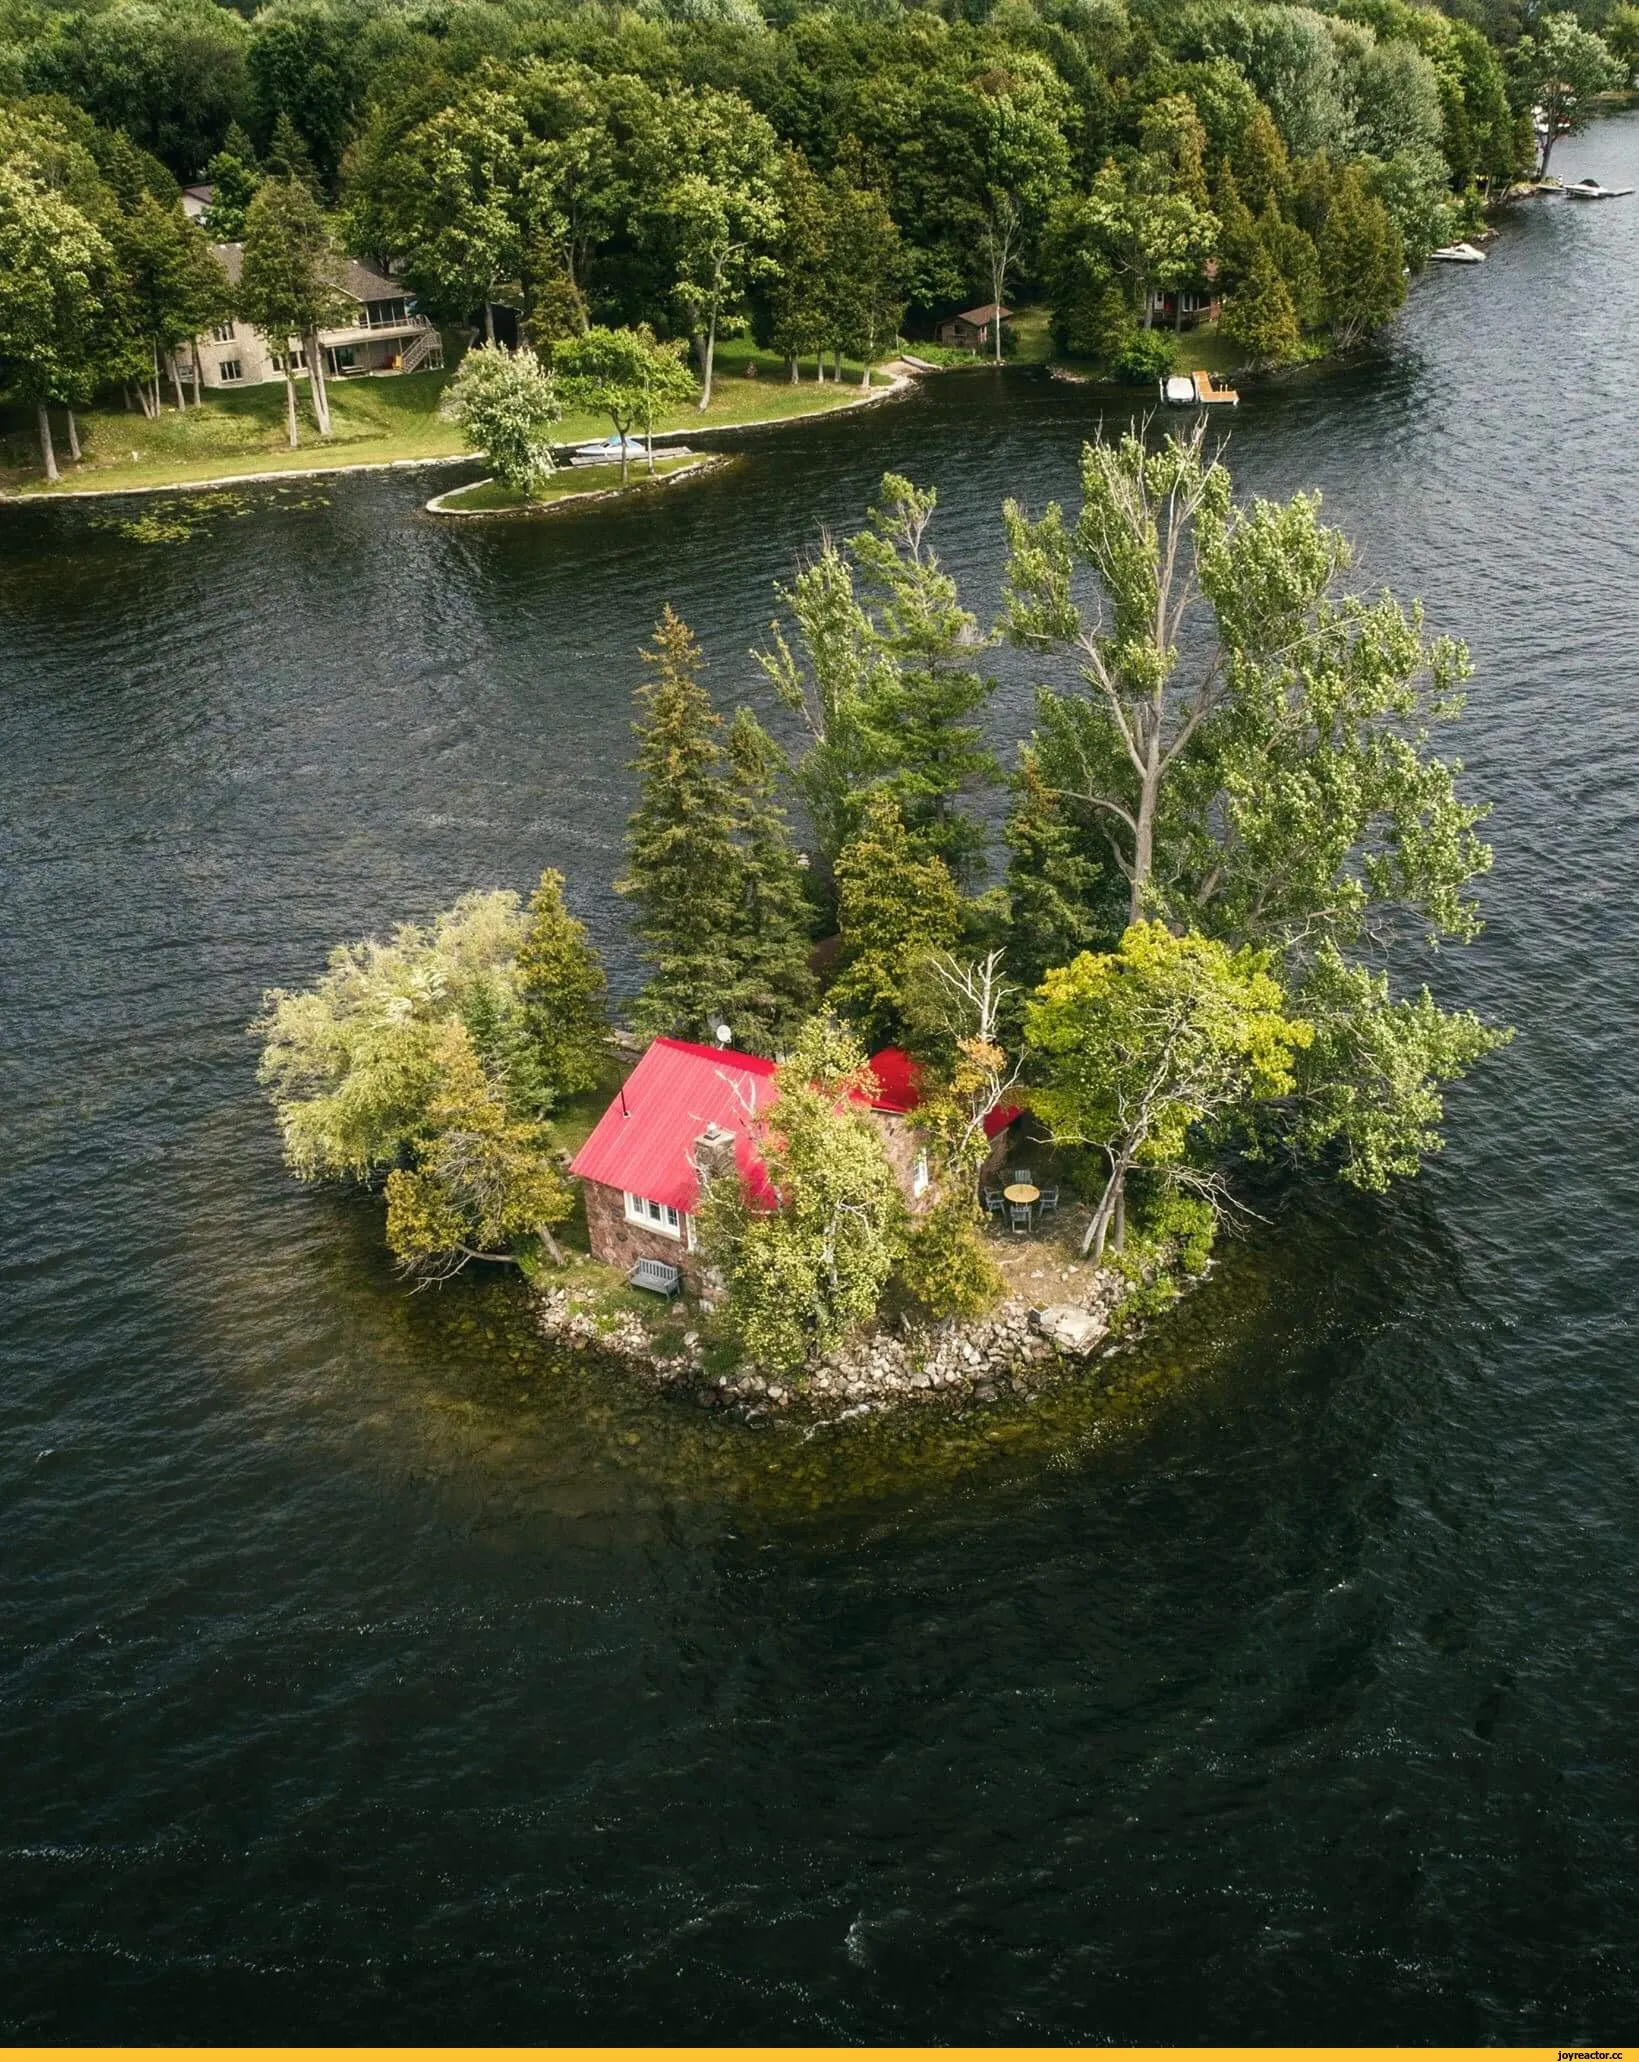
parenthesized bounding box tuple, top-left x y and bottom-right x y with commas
(218, 358, 242, 382)
(212, 320, 235, 342)
(624, 1191, 681, 1241)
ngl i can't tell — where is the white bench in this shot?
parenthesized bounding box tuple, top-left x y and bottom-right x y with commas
(628, 1255, 682, 1298)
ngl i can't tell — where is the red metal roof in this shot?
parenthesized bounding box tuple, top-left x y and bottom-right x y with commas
(569, 1038, 779, 1215)
(864, 1046, 925, 1114)
(867, 1046, 1022, 1138)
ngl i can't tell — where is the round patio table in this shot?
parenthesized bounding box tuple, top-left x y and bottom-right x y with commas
(1003, 1183, 1040, 1207)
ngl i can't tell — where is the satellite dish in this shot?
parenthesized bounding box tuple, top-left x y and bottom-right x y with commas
(714, 1023, 733, 1046)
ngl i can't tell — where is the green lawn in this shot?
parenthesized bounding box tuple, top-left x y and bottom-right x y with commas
(1047, 318, 1247, 385)
(0, 339, 899, 498)
(434, 453, 707, 514)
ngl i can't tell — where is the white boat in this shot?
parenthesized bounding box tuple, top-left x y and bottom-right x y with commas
(1431, 240, 1487, 263)
(1564, 177, 1635, 199)
(568, 434, 650, 466)
(1159, 371, 1239, 407)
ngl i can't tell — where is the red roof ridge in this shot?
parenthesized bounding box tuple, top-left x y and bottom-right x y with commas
(648, 1034, 778, 1076)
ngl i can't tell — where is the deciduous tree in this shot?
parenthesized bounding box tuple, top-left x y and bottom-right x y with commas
(441, 341, 561, 493)
(1511, 13, 1623, 177)
(696, 1015, 904, 1374)
(555, 323, 695, 483)
(238, 173, 340, 445)
(1025, 921, 1312, 1260)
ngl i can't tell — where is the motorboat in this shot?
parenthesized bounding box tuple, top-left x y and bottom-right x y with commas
(1158, 371, 1240, 407)
(1431, 240, 1487, 263)
(1564, 177, 1635, 199)
(568, 434, 650, 465)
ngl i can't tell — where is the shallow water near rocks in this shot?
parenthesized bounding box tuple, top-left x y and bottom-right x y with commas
(3, 118, 1638, 2040)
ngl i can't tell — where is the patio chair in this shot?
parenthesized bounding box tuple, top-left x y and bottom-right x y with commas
(1012, 1167, 1034, 1189)
(1009, 1203, 1033, 1236)
(982, 1188, 1004, 1218)
(1036, 1187, 1059, 1217)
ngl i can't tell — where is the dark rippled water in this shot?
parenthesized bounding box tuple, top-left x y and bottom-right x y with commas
(4, 120, 1638, 2041)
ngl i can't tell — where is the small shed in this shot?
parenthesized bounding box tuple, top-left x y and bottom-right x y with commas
(935, 302, 1012, 349)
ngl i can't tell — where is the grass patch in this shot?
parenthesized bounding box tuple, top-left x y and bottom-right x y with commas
(1005, 304, 1055, 366)
(2, 337, 899, 497)
(435, 453, 703, 514)
(1047, 319, 1248, 386)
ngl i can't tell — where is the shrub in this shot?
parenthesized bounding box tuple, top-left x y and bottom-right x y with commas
(1112, 329, 1174, 382)
(894, 1198, 1005, 1321)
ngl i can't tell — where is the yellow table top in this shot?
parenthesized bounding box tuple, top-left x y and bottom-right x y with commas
(1003, 1183, 1040, 1205)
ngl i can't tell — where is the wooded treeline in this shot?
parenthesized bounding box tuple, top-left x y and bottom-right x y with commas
(2, 0, 1631, 462)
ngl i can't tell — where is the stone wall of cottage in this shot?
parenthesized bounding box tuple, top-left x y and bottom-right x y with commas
(583, 1180, 706, 1291)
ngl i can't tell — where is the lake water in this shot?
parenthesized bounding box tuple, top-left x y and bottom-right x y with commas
(3, 118, 1637, 2040)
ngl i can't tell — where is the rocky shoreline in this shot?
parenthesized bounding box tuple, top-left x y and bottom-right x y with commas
(536, 1271, 1133, 1422)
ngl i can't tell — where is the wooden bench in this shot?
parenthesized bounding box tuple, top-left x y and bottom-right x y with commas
(628, 1255, 682, 1298)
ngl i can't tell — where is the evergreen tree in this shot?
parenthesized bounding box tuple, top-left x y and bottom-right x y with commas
(830, 792, 964, 1048)
(1221, 232, 1302, 368)
(847, 474, 1000, 884)
(264, 110, 318, 192)
(1233, 103, 1292, 214)
(1261, 201, 1324, 332)
(617, 608, 745, 1043)
(1321, 164, 1406, 352)
(516, 868, 608, 1098)
(1001, 746, 1116, 999)
(1211, 160, 1259, 280)
(769, 146, 832, 380)
(723, 708, 816, 1053)
(203, 123, 260, 242)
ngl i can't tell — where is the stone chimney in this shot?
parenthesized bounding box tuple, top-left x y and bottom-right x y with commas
(692, 1121, 739, 1196)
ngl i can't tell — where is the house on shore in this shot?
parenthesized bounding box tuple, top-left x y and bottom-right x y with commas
(1146, 261, 1222, 332)
(569, 1036, 1024, 1291)
(194, 244, 444, 390)
(935, 302, 1011, 350)
(569, 1038, 778, 1293)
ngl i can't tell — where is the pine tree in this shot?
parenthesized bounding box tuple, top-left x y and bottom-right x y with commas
(1002, 747, 1113, 999)
(769, 147, 832, 380)
(204, 123, 260, 241)
(1261, 201, 1324, 333)
(1321, 165, 1406, 352)
(617, 608, 745, 1043)
(1233, 104, 1292, 215)
(517, 868, 608, 1097)
(848, 474, 999, 884)
(1221, 233, 1302, 368)
(264, 111, 317, 192)
(723, 708, 816, 1053)
(830, 791, 963, 1048)
(1211, 161, 1259, 281)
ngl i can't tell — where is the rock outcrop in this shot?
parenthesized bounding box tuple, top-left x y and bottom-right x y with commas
(537, 1272, 1124, 1422)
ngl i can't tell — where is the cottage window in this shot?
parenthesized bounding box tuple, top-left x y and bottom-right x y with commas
(624, 1192, 682, 1239)
(218, 358, 242, 381)
(212, 320, 235, 343)
(913, 1149, 930, 1199)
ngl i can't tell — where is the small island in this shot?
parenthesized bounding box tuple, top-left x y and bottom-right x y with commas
(255, 423, 1509, 1421)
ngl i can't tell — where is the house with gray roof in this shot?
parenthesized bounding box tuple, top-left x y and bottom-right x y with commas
(194, 244, 444, 391)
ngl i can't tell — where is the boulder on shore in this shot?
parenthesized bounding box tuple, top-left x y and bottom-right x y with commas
(1034, 1304, 1107, 1356)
